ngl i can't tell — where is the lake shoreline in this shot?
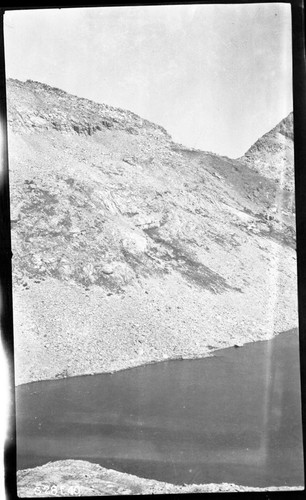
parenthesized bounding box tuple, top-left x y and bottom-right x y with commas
(15, 326, 298, 387)
(13, 248, 298, 387)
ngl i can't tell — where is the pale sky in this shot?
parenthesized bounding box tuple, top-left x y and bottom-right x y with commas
(4, 3, 293, 158)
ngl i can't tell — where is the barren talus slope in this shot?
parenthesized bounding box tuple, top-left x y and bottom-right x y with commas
(7, 79, 297, 385)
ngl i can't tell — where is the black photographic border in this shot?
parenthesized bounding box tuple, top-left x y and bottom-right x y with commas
(1, 2, 305, 499)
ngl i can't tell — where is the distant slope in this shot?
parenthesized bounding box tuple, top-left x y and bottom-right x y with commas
(240, 112, 294, 191)
(7, 79, 297, 385)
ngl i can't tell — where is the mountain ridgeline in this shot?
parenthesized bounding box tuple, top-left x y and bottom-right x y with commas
(240, 112, 294, 191)
(7, 79, 297, 385)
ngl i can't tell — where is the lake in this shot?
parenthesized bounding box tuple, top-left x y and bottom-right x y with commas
(16, 329, 304, 488)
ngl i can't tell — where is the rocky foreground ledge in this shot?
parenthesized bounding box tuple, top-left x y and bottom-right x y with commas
(17, 460, 303, 496)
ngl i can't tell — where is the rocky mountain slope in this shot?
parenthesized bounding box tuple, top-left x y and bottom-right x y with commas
(240, 112, 294, 192)
(7, 79, 297, 385)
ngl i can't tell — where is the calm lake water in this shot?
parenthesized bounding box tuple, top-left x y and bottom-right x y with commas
(16, 329, 304, 487)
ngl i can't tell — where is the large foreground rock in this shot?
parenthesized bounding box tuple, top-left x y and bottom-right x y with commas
(17, 460, 303, 496)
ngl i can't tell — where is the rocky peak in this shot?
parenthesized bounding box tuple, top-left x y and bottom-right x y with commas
(273, 111, 294, 140)
(240, 112, 294, 191)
